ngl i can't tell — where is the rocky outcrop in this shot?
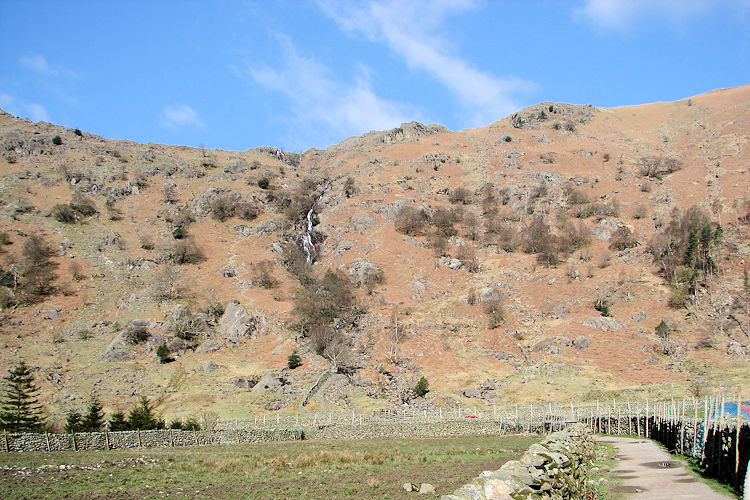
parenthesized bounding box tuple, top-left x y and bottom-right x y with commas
(218, 300, 267, 343)
(582, 317, 623, 331)
(442, 424, 594, 500)
(347, 258, 383, 288)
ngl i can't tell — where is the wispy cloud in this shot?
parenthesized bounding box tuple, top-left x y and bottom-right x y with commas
(159, 104, 204, 129)
(317, 0, 536, 126)
(574, 0, 713, 31)
(0, 92, 50, 122)
(19, 54, 78, 78)
(249, 34, 419, 148)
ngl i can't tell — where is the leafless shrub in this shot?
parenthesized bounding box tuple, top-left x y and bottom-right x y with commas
(564, 184, 590, 205)
(169, 238, 204, 265)
(609, 226, 638, 251)
(139, 234, 155, 250)
(639, 156, 682, 179)
(253, 260, 279, 288)
(449, 187, 473, 204)
(394, 206, 427, 235)
(161, 183, 179, 204)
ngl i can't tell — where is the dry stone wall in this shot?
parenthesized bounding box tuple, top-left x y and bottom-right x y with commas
(442, 423, 594, 500)
(3, 428, 301, 452)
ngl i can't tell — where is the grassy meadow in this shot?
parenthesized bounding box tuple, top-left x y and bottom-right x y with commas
(0, 434, 537, 499)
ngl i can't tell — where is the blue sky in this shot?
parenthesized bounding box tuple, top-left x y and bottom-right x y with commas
(1, 0, 748, 151)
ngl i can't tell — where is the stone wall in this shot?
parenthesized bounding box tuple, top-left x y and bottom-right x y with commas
(3, 428, 302, 452)
(3, 419, 563, 453)
(302, 419, 535, 441)
(442, 423, 594, 500)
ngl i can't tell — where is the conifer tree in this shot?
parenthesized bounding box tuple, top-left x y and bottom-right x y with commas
(0, 361, 45, 432)
(65, 411, 82, 433)
(81, 398, 105, 432)
(127, 396, 159, 430)
(109, 411, 129, 431)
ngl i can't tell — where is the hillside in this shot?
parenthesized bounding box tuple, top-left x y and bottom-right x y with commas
(0, 85, 748, 425)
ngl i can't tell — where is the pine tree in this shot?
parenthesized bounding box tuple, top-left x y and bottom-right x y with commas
(81, 398, 105, 432)
(413, 376, 429, 398)
(109, 411, 129, 431)
(65, 411, 82, 433)
(127, 396, 159, 430)
(0, 361, 45, 432)
(287, 351, 302, 369)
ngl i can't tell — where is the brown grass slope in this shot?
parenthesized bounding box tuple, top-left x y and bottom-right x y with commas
(0, 85, 747, 424)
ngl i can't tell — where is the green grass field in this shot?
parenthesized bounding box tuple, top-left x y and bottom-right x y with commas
(0, 434, 537, 499)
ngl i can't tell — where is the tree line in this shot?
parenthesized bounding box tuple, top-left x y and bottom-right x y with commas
(0, 362, 199, 433)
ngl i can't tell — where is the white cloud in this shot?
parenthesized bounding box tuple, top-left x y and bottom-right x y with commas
(574, 0, 712, 31)
(317, 0, 536, 126)
(0, 92, 50, 122)
(19, 54, 78, 79)
(20, 54, 56, 75)
(159, 104, 204, 129)
(249, 35, 419, 147)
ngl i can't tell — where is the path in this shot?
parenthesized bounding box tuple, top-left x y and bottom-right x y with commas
(595, 436, 735, 499)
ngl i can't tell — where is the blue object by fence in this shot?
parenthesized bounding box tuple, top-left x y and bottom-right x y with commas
(711, 402, 750, 419)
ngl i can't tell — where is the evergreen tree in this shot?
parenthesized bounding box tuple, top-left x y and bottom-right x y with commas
(81, 398, 105, 432)
(65, 411, 82, 433)
(127, 396, 159, 430)
(156, 344, 170, 364)
(109, 411, 129, 431)
(0, 361, 45, 432)
(413, 376, 429, 398)
(287, 351, 302, 369)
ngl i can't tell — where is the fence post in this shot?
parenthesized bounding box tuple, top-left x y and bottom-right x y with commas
(105, 431, 110, 451)
(692, 396, 698, 457)
(736, 389, 742, 478)
(646, 398, 650, 439)
(72, 433, 77, 452)
(627, 399, 632, 435)
(45, 431, 50, 452)
(3, 430, 7, 452)
(138, 430, 142, 448)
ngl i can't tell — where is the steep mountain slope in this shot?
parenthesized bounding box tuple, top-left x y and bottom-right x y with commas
(0, 85, 748, 424)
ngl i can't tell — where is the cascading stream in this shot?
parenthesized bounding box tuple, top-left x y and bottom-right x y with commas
(302, 206, 316, 264)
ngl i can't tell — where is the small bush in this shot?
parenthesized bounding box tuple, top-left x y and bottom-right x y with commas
(156, 344, 170, 363)
(257, 177, 270, 189)
(73, 128, 83, 137)
(449, 187, 472, 205)
(413, 376, 429, 397)
(344, 177, 358, 198)
(124, 322, 149, 344)
(503, 135, 512, 142)
(52, 204, 77, 223)
(52, 135, 63, 145)
(170, 238, 204, 264)
(287, 351, 302, 369)
(209, 194, 238, 222)
(609, 226, 638, 251)
(655, 319, 671, 339)
(594, 297, 612, 317)
(394, 206, 427, 235)
(639, 156, 682, 179)
(70, 193, 97, 217)
(253, 260, 279, 288)
(172, 227, 187, 240)
(139, 234, 155, 250)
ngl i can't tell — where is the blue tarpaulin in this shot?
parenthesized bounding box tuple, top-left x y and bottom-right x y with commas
(710, 402, 750, 419)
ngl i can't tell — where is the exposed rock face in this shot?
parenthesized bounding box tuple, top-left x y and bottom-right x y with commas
(102, 332, 134, 362)
(190, 187, 240, 218)
(219, 300, 266, 342)
(582, 317, 623, 331)
(348, 258, 383, 288)
(251, 372, 286, 393)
